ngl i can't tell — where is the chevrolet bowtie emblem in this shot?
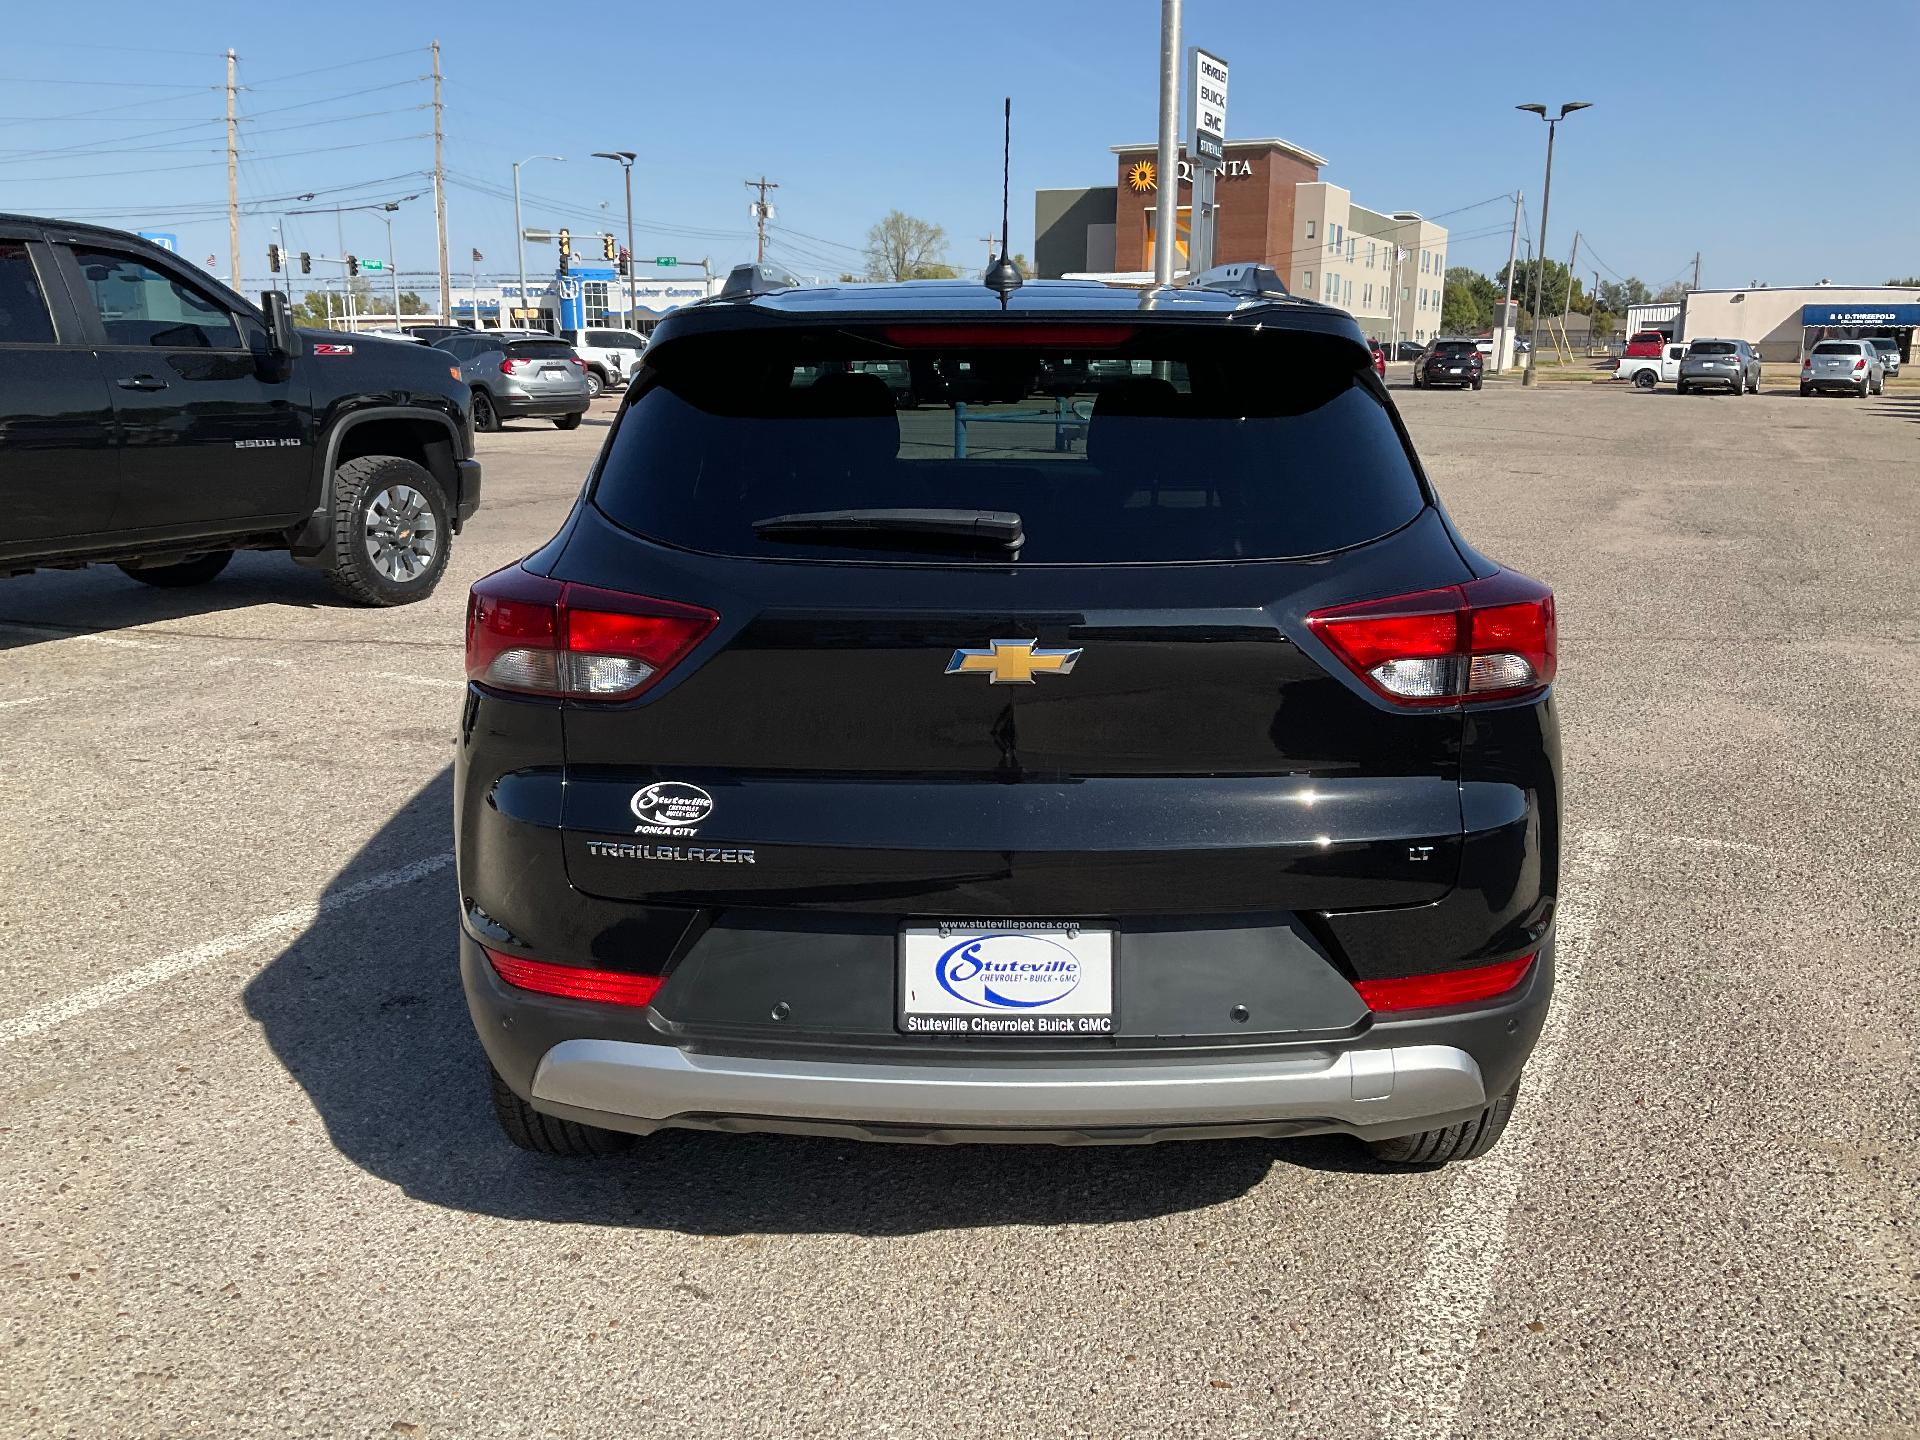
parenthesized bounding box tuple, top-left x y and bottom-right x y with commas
(945, 638, 1082, 685)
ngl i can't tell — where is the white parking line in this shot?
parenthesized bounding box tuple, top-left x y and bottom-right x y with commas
(0, 853, 454, 1047)
(0, 695, 52, 711)
(1374, 827, 1622, 1439)
(0, 622, 174, 651)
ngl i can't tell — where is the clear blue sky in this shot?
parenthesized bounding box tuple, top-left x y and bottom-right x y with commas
(2, 0, 1914, 298)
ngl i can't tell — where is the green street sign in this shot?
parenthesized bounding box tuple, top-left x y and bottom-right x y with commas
(654, 256, 676, 266)
(361, 259, 386, 272)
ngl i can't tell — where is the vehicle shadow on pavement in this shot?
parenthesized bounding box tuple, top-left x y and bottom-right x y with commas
(0, 552, 348, 650)
(244, 767, 1356, 1234)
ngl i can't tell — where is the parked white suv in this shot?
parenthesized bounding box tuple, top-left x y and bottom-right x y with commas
(557, 328, 648, 399)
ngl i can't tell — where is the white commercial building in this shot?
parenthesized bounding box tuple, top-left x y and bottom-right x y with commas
(1288, 186, 1448, 349)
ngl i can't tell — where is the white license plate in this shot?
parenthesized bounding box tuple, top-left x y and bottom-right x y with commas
(541, 365, 569, 378)
(899, 922, 1114, 1037)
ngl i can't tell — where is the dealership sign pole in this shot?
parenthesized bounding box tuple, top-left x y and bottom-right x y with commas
(1185, 47, 1228, 273)
(1153, 0, 1182, 286)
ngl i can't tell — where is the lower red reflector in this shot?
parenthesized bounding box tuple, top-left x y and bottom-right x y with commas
(1353, 953, 1536, 1012)
(484, 947, 663, 1007)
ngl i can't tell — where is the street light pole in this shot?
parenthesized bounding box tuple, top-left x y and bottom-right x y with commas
(1516, 102, 1590, 387)
(379, 204, 401, 322)
(1153, 0, 1181, 286)
(593, 151, 638, 329)
(514, 154, 563, 330)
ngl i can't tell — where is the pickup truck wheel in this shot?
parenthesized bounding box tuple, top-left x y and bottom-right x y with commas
(471, 389, 500, 433)
(553, 412, 584, 431)
(1633, 370, 1655, 390)
(325, 455, 450, 607)
(1365, 1081, 1520, 1167)
(584, 370, 604, 400)
(118, 550, 234, 588)
(489, 1064, 634, 1156)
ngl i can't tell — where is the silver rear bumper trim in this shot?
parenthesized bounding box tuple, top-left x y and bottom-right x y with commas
(530, 1040, 1487, 1132)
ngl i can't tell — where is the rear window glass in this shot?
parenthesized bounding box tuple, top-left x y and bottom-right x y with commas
(506, 340, 575, 360)
(592, 326, 1425, 564)
(1430, 341, 1476, 355)
(588, 330, 643, 347)
(1690, 341, 1736, 355)
(1868, 338, 1897, 350)
(1812, 342, 1862, 356)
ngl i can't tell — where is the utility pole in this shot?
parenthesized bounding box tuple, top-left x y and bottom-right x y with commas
(1691, 251, 1701, 292)
(1152, 0, 1182, 286)
(432, 41, 450, 323)
(979, 233, 998, 270)
(745, 176, 778, 263)
(1498, 189, 1522, 370)
(226, 49, 241, 298)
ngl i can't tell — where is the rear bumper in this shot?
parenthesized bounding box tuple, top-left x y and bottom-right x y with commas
(528, 1038, 1489, 1143)
(464, 930, 1552, 1146)
(1679, 370, 1741, 388)
(493, 389, 588, 417)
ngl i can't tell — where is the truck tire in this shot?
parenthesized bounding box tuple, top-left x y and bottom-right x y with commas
(1365, 1082, 1520, 1167)
(118, 550, 234, 588)
(324, 455, 450, 607)
(584, 370, 604, 400)
(489, 1064, 634, 1156)
(1633, 370, 1655, 390)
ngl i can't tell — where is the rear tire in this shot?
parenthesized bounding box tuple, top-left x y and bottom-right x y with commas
(1365, 1083, 1519, 1167)
(554, 412, 584, 431)
(324, 455, 450, 607)
(118, 550, 233, 588)
(1633, 370, 1655, 390)
(489, 1064, 635, 1156)
(471, 388, 500, 433)
(1676, 381, 1690, 395)
(1799, 384, 1812, 397)
(584, 369, 604, 400)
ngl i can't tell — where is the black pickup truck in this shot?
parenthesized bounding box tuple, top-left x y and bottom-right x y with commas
(0, 215, 480, 605)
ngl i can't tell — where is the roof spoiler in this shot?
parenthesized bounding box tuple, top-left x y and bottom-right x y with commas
(1186, 263, 1291, 299)
(718, 262, 802, 300)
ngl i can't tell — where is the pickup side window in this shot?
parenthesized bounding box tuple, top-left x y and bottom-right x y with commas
(0, 241, 56, 343)
(72, 248, 240, 350)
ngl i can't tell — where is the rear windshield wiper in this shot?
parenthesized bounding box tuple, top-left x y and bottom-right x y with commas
(751, 508, 1024, 550)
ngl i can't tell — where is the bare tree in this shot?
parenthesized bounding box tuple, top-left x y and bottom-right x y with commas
(864, 210, 954, 281)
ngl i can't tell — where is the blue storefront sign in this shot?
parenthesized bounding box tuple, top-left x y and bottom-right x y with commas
(1800, 302, 1920, 327)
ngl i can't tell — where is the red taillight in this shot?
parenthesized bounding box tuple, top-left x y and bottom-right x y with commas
(464, 565, 719, 700)
(499, 358, 518, 375)
(1353, 953, 1536, 1012)
(571, 356, 586, 370)
(484, 947, 663, 1007)
(1853, 358, 1866, 371)
(1307, 570, 1556, 707)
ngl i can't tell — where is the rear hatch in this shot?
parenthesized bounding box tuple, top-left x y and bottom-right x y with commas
(505, 338, 585, 394)
(543, 319, 1476, 919)
(1811, 343, 1863, 378)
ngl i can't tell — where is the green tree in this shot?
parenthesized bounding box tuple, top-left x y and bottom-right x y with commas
(1590, 309, 1616, 344)
(864, 210, 953, 281)
(290, 291, 335, 326)
(1884, 275, 1920, 287)
(397, 291, 430, 316)
(1652, 280, 1690, 304)
(1497, 258, 1581, 317)
(1441, 266, 1499, 335)
(1595, 277, 1650, 314)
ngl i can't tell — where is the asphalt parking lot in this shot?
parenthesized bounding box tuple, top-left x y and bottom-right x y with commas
(3, 381, 1915, 1439)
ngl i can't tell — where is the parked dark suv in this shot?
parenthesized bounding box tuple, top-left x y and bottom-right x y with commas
(0, 216, 479, 604)
(458, 273, 1561, 1166)
(1412, 339, 1484, 390)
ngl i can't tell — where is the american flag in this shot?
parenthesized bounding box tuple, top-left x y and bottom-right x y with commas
(471, 248, 483, 262)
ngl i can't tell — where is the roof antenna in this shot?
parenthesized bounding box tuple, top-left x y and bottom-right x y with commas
(984, 97, 1023, 308)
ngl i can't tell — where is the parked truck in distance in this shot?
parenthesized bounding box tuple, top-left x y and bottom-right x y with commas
(1613, 342, 1688, 390)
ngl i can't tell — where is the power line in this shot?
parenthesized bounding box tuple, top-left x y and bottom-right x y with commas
(4, 134, 432, 185)
(245, 47, 426, 87)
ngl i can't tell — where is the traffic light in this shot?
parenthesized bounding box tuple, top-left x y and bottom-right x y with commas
(299, 251, 311, 274)
(267, 244, 281, 274)
(346, 254, 359, 278)
(617, 246, 630, 277)
(556, 228, 571, 277)
(602, 232, 616, 261)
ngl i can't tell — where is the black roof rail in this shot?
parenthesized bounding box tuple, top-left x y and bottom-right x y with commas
(718, 262, 803, 300)
(1186, 262, 1291, 299)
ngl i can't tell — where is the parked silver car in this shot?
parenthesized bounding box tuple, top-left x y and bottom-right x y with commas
(1867, 336, 1902, 379)
(1800, 339, 1886, 398)
(1676, 338, 1759, 395)
(434, 331, 591, 431)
